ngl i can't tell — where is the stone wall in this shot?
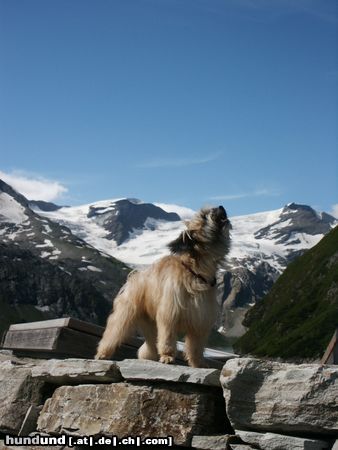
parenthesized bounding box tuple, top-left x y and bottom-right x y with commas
(0, 351, 337, 450)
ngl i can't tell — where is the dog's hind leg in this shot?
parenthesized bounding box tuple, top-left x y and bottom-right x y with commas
(95, 288, 138, 360)
(137, 318, 158, 361)
(184, 332, 209, 368)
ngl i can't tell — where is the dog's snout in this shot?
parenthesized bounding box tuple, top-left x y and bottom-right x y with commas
(215, 205, 227, 220)
(218, 205, 227, 217)
(212, 205, 230, 228)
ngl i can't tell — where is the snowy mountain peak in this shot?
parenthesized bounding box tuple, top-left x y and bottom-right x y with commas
(0, 179, 32, 226)
(254, 202, 337, 244)
(86, 199, 181, 245)
(0, 179, 30, 209)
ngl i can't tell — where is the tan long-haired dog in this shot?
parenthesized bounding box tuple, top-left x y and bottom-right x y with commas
(95, 205, 231, 367)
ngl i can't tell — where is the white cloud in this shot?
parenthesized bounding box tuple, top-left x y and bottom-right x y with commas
(209, 189, 279, 201)
(331, 204, 338, 219)
(0, 170, 68, 202)
(137, 152, 222, 168)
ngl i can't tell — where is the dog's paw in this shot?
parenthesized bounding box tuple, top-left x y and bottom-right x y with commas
(160, 355, 175, 364)
(95, 351, 109, 360)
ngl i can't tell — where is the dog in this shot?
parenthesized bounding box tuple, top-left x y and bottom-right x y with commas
(95, 205, 231, 367)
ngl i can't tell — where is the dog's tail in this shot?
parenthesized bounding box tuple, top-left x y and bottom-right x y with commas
(95, 273, 142, 360)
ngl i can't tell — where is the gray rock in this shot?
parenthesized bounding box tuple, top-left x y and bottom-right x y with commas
(118, 359, 221, 386)
(191, 434, 239, 449)
(0, 361, 44, 434)
(221, 358, 338, 436)
(31, 358, 122, 384)
(37, 382, 227, 446)
(236, 430, 330, 450)
(332, 441, 338, 450)
(0, 349, 40, 365)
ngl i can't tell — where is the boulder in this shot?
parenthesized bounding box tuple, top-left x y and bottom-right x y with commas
(236, 430, 330, 450)
(37, 382, 228, 446)
(31, 358, 122, 384)
(221, 358, 338, 436)
(0, 361, 44, 434)
(118, 359, 221, 387)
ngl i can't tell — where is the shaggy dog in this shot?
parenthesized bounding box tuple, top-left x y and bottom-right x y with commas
(95, 205, 231, 367)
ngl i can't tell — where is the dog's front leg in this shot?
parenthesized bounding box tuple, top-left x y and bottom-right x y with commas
(156, 314, 177, 364)
(184, 332, 209, 368)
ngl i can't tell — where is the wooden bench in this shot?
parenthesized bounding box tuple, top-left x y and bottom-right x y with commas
(1, 317, 236, 368)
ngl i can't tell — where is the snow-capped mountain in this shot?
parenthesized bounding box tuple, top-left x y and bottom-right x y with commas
(35, 198, 336, 270)
(0, 179, 129, 329)
(220, 204, 337, 336)
(34, 195, 337, 337)
(35, 198, 188, 266)
(4, 175, 335, 340)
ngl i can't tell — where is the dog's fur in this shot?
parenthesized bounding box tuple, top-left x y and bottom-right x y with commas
(95, 205, 231, 367)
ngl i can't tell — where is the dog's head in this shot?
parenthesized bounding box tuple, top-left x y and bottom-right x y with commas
(168, 205, 231, 258)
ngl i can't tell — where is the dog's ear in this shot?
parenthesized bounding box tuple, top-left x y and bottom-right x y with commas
(168, 230, 195, 254)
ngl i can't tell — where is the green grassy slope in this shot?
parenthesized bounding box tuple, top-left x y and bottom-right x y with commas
(234, 225, 338, 359)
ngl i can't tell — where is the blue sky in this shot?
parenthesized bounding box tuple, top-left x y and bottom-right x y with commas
(0, 0, 337, 217)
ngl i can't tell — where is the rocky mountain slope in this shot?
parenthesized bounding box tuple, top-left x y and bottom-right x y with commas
(234, 224, 338, 359)
(0, 179, 129, 334)
(36, 198, 337, 338)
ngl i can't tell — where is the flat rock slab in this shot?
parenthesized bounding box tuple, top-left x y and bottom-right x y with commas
(191, 434, 239, 449)
(31, 358, 122, 384)
(237, 430, 330, 450)
(0, 361, 44, 434)
(37, 382, 227, 446)
(0, 350, 43, 365)
(221, 358, 338, 436)
(118, 359, 221, 387)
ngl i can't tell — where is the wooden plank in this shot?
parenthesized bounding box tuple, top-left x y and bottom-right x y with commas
(67, 317, 104, 336)
(321, 329, 338, 365)
(2, 328, 61, 351)
(55, 327, 100, 358)
(8, 317, 105, 337)
(9, 318, 71, 331)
